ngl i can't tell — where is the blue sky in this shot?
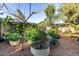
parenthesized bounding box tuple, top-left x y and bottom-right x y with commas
(0, 3, 62, 23)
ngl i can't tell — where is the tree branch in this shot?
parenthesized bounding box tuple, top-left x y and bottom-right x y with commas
(3, 3, 37, 24)
(3, 3, 23, 23)
(24, 12, 36, 23)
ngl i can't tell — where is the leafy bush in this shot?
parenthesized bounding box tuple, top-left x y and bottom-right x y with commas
(4, 31, 11, 37)
(75, 24, 79, 30)
(7, 32, 21, 41)
(48, 27, 59, 38)
(24, 27, 49, 49)
(4, 31, 11, 40)
(12, 23, 23, 33)
(25, 27, 47, 42)
(49, 26, 59, 34)
(48, 29, 60, 46)
(48, 31, 59, 39)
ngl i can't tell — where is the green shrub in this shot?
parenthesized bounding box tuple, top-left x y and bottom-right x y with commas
(48, 26, 59, 34)
(24, 27, 49, 50)
(75, 24, 79, 30)
(12, 23, 23, 33)
(48, 27, 59, 38)
(4, 31, 11, 40)
(4, 31, 11, 36)
(7, 32, 21, 41)
(48, 29, 59, 46)
(25, 27, 47, 42)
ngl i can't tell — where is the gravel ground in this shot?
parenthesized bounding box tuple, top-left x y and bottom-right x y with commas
(0, 36, 79, 56)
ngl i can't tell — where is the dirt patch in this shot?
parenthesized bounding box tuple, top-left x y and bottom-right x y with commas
(0, 36, 79, 56)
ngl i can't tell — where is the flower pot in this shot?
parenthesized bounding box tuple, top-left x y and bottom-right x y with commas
(9, 41, 19, 46)
(31, 45, 50, 56)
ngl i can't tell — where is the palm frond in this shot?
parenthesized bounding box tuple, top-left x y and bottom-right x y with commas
(16, 9, 26, 20)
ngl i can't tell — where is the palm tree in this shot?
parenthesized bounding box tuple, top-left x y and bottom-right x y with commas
(16, 9, 26, 21)
(45, 4, 55, 26)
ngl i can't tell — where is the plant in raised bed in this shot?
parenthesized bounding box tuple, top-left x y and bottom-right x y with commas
(7, 32, 21, 46)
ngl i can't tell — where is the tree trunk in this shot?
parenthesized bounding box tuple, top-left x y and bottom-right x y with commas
(21, 22, 25, 50)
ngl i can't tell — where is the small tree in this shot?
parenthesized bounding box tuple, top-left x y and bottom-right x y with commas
(14, 9, 37, 50)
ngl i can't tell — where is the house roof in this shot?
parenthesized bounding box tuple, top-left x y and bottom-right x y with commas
(10, 19, 37, 25)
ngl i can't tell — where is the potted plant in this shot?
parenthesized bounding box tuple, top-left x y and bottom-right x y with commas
(25, 27, 50, 56)
(7, 32, 21, 46)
